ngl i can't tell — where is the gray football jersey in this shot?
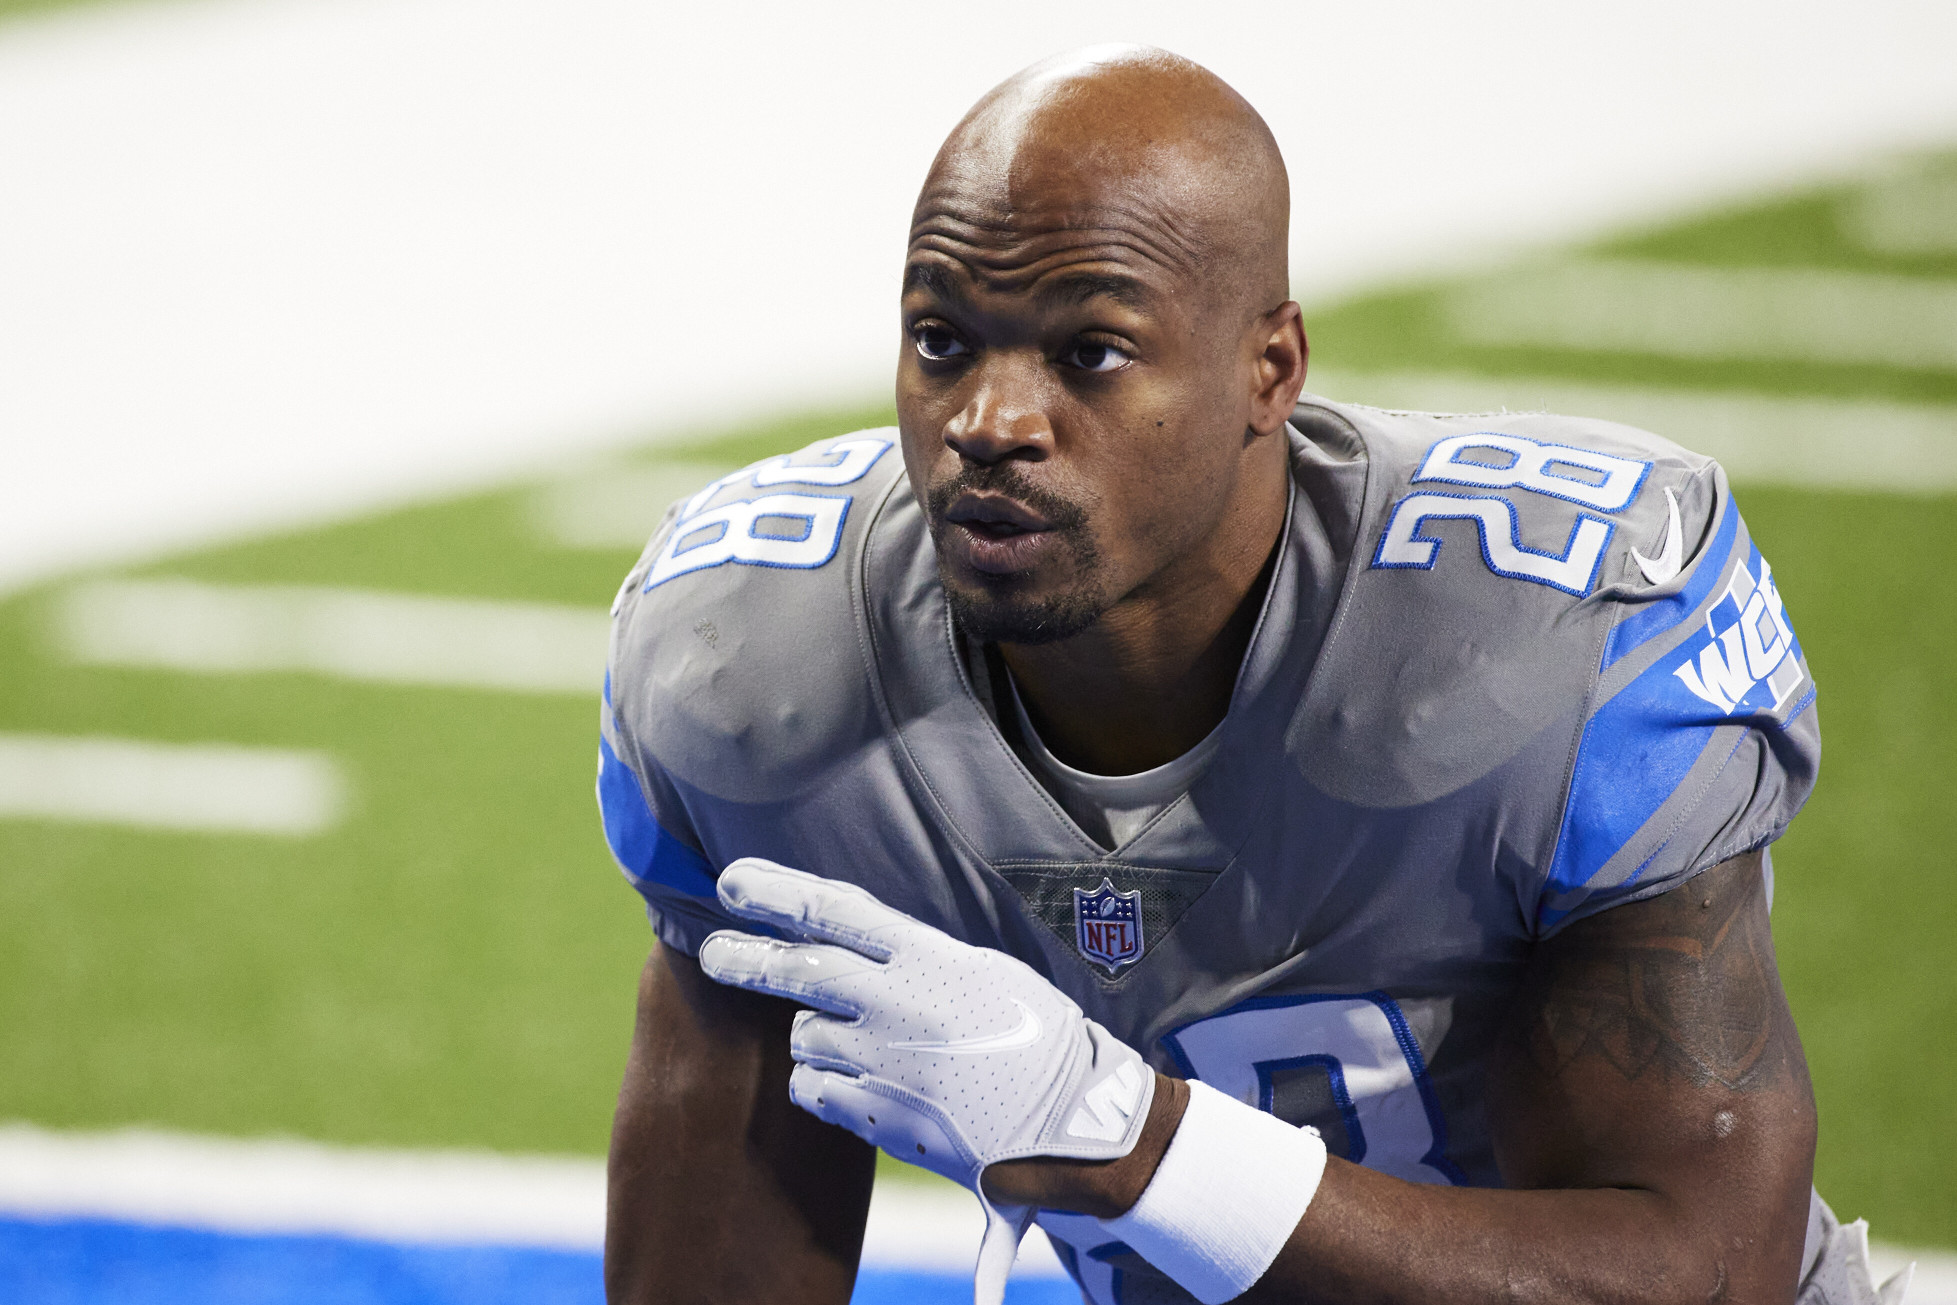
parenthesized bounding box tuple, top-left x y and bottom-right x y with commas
(598, 395, 1819, 1304)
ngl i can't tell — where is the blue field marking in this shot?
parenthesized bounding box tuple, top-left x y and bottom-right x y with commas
(853, 1269, 1081, 1305)
(0, 1217, 1078, 1305)
(0, 1217, 601, 1305)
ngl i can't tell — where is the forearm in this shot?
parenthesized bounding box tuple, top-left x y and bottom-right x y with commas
(606, 943, 876, 1305)
(1251, 1159, 1783, 1305)
(998, 1073, 1804, 1305)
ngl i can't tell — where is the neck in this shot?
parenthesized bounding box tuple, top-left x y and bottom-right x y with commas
(1001, 467, 1287, 776)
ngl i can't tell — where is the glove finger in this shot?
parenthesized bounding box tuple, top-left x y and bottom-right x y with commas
(787, 1065, 973, 1183)
(696, 931, 880, 1016)
(789, 1008, 865, 1073)
(787, 1063, 867, 1137)
(716, 858, 920, 959)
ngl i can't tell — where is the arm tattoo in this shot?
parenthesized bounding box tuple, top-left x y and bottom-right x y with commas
(1515, 855, 1801, 1091)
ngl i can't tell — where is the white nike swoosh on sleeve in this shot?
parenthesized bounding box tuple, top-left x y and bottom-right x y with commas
(1631, 487, 1685, 586)
(888, 999, 1043, 1054)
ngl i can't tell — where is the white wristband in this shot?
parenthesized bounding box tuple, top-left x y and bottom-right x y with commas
(1098, 1079, 1327, 1305)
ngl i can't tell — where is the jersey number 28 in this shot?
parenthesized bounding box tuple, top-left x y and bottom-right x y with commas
(643, 437, 891, 589)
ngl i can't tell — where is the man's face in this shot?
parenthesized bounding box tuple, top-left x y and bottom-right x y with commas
(898, 175, 1259, 646)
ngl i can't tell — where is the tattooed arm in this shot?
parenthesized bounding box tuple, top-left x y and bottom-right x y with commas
(1270, 848, 1817, 1303)
(985, 852, 1818, 1304)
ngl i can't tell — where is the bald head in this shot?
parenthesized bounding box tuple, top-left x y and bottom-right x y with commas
(896, 47, 1308, 665)
(915, 46, 1290, 314)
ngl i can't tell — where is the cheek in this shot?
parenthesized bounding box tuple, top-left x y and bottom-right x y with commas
(897, 422, 946, 509)
(896, 366, 969, 454)
(1088, 433, 1224, 563)
(895, 362, 945, 436)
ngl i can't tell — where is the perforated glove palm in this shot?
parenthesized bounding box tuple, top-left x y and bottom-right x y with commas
(698, 859, 1154, 1305)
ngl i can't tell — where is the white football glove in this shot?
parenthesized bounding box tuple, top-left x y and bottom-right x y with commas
(697, 858, 1155, 1305)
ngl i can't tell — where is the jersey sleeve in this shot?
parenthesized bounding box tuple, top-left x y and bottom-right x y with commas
(597, 669, 739, 956)
(1536, 463, 1820, 934)
(592, 429, 906, 955)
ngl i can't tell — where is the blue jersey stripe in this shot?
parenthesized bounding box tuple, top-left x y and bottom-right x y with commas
(1549, 522, 1815, 927)
(597, 735, 716, 898)
(1601, 495, 1739, 670)
(1541, 657, 1723, 925)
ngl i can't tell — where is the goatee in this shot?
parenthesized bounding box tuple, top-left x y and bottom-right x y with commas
(925, 464, 1108, 646)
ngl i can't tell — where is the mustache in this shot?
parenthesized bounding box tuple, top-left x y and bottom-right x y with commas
(924, 462, 1090, 534)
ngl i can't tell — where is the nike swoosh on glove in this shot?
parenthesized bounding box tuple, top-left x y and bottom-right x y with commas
(698, 858, 1155, 1305)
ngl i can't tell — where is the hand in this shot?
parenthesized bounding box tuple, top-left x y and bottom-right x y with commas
(697, 858, 1155, 1188)
(697, 859, 1157, 1305)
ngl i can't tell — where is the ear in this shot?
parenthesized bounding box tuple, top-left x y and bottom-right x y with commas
(1247, 301, 1308, 438)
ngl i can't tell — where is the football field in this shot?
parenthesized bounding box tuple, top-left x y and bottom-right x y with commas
(1, 12, 1954, 1300)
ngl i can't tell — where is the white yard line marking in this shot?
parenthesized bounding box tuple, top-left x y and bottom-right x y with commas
(0, 1125, 604, 1251)
(56, 579, 610, 696)
(1310, 370, 1957, 493)
(1449, 260, 1957, 371)
(0, 1124, 1066, 1276)
(861, 1178, 1067, 1277)
(531, 462, 734, 550)
(0, 734, 343, 836)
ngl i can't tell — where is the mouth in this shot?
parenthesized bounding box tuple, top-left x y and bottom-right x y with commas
(940, 491, 1061, 575)
(945, 492, 1054, 538)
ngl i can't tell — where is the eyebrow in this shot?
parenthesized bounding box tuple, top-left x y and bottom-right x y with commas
(902, 263, 964, 301)
(1034, 270, 1157, 312)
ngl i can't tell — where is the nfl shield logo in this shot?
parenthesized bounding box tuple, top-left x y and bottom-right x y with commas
(1074, 878, 1143, 974)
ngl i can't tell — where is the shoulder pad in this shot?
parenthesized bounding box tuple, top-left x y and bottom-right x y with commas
(1290, 396, 1729, 807)
(609, 431, 905, 798)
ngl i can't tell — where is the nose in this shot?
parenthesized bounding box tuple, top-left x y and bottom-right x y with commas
(941, 354, 1054, 466)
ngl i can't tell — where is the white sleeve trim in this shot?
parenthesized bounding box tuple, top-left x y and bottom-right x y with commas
(1098, 1079, 1327, 1305)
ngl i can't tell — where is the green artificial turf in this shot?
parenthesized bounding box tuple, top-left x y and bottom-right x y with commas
(1740, 489, 1957, 1246)
(1, 155, 1952, 1251)
(0, 404, 894, 1157)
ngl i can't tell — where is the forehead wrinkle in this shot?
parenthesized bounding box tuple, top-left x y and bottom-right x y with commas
(906, 235, 1183, 311)
(908, 200, 1207, 283)
(913, 147, 1225, 295)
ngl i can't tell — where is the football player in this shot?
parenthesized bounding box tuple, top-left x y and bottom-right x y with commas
(598, 45, 1904, 1305)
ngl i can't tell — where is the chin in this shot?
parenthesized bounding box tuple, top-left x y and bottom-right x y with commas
(942, 579, 1107, 646)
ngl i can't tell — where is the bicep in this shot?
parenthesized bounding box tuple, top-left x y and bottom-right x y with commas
(606, 940, 876, 1305)
(1490, 852, 1815, 1275)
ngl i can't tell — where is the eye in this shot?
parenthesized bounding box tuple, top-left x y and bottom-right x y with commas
(1063, 340, 1130, 374)
(912, 324, 970, 363)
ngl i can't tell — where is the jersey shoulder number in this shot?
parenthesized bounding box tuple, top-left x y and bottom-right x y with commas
(643, 433, 896, 590)
(1372, 429, 1653, 597)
